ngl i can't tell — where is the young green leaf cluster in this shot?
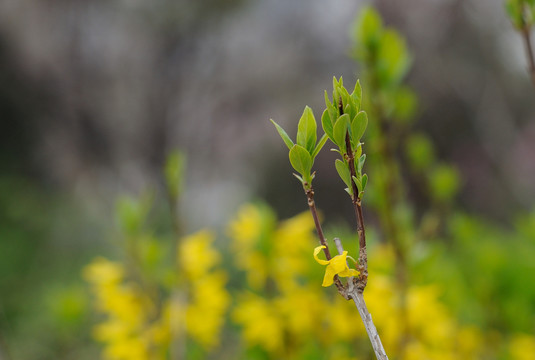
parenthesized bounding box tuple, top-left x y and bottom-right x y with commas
(270, 107, 328, 189)
(324, 77, 368, 199)
(506, 0, 535, 29)
(505, 0, 535, 88)
(352, 7, 411, 90)
(271, 78, 368, 199)
(351, 6, 417, 124)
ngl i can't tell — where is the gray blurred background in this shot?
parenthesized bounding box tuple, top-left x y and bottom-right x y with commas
(1, 0, 533, 226)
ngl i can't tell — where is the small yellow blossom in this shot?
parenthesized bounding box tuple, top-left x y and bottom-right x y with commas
(83, 257, 124, 286)
(178, 230, 220, 279)
(509, 333, 535, 360)
(233, 293, 284, 353)
(227, 204, 264, 246)
(313, 246, 359, 287)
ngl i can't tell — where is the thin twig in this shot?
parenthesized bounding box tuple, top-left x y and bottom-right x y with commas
(333, 238, 389, 360)
(521, 26, 535, 87)
(304, 184, 345, 292)
(339, 97, 368, 291)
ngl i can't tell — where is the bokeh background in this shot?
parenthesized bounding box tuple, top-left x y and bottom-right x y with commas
(1, 0, 534, 359)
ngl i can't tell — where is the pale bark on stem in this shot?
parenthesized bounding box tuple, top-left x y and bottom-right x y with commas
(333, 238, 389, 360)
(348, 290, 389, 360)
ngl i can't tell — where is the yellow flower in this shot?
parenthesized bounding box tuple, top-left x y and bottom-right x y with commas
(178, 230, 220, 279)
(313, 246, 359, 287)
(233, 293, 284, 353)
(227, 204, 264, 246)
(83, 257, 124, 286)
(509, 333, 535, 360)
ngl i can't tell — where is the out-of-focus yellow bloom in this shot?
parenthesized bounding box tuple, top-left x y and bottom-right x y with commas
(186, 271, 230, 348)
(274, 286, 323, 339)
(324, 295, 364, 341)
(233, 293, 284, 353)
(313, 246, 359, 287)
(272, 212, 316, 290)
(103, 337, 148, 360)
(178, 230, 220, 279)
(83, 257, 124, 286)
(228, 204, 264, 246)
(509, 333, 535, 360)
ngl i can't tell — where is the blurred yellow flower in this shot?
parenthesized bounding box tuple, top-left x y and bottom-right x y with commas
(313, 246, 359, 287)
(83, 257, 124, 286)
(509, 333, 535, 360)
(178, 230, 220, 279)
(227, 204, 264, 246)
(232, 293, 284, 353)
(186, 271, 230, 348)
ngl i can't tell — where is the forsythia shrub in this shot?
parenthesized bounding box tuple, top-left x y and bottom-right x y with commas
(84, 194, 230, 360)
(84, 199, 535, 359)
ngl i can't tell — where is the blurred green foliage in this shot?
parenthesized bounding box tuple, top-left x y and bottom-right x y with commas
(0, 177, 99, 359)
(506, 0, 535, 29)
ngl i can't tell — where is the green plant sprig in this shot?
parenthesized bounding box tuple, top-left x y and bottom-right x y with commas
(271, 107, 345, 292)
(506, 0, 535, 87)
(271, 77, 388, 359)
(270, 106, 328, 190)
(323, 76, 370, 290)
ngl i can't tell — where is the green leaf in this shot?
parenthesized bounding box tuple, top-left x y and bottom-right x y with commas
(405, 133, 434, 171)
(391, 86, 418, 123)
(361, 174, 368, 191)
(327, 102, 339, 127)
(352, 175, 362, 193)
(505, 0, 523, 29)
(164, 150, 186, 199)
(429, 164, 460, 202)
(355, 143, 362, 159)
(378, 29, 410, 86)
(353, 6, 383, 48)
(333, 114, 351, 149)
(340, 86, 351, 113)
(296, 106, 317, 154)
(321, 109, 334, 141)
(270, 119, 294, 150)
(351, 80, 362, 112)
(357, 154, 366, 174)
(289, 144, 312, 177)
(324, 90, 332, 108)
(332, 76, 339, 92)
(351, 111, 368, 142)
(312, 133, 328, 158)
(292, 173, 304, 183)
(330, 148, 343, 156)
(344, 103, 356, 121)
(335, 159, 352, 194)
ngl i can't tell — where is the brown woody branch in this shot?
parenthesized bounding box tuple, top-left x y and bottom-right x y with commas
(338, 98, 368, 292)
(303, 182, 345, 293)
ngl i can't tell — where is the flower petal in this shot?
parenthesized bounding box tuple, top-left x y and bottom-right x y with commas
(338, 268, 359, 278)
(322, 265, 337, 287)
(329, 252, 349, 273)
(313, 246, 329, 265)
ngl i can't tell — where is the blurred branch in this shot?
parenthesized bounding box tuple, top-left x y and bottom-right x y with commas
(521, 27, 535, 87)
